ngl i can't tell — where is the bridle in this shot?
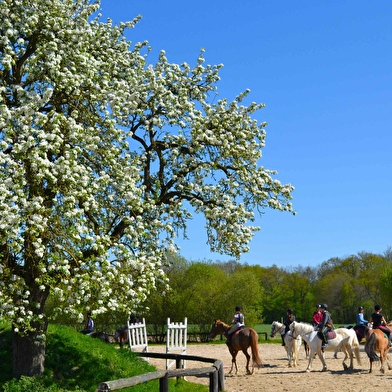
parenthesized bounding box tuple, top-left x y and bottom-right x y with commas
(291, 322, 314, 339)
(270, 322, 285, 337)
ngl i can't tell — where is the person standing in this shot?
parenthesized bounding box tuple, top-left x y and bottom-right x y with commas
(317, 304, 333, 348)
(282, 308, 295, 346)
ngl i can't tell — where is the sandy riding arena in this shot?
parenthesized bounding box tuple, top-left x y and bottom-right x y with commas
(147, 343, 392, 392)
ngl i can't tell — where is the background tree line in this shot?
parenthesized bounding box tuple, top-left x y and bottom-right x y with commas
(142, 247, 392, 331)
(48, 247, 392, 334)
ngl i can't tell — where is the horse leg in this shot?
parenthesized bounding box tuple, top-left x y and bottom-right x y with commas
(284, 341, 292, 367)
(242, 349, 251, 374)
(306, 349, 315, 372)
(347, 346, 355, 370)
(339, 346, 350, 370)
(229, 350, 238, 374)
(379, 348, 387, 374)
(303, 341, 309, 358)
(317, 350, 327, 372)
(294, 340, 300, 367)
(386, 353, 392, 370)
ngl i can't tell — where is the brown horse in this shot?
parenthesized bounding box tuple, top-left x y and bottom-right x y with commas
(353, 324, 369, 342)
(114, 326, 128, 348)
(209, 319, 263, 375)
(364, 328, 391, 373)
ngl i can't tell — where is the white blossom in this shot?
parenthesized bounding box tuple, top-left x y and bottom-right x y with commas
(0, 0, 294, 342)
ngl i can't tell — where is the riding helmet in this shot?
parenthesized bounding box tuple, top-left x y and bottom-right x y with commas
(235, 306, 242, 311)
(358, 306, 364, 311)
(320, 303, 328, 310)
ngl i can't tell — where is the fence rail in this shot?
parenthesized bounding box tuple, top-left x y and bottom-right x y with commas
(97, 352, 224, 392)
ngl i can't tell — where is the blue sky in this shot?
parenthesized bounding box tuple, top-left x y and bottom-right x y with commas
(100, 1, 392, 268)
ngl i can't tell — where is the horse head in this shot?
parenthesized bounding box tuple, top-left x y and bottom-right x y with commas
(209, 319, 228, 339)
(290, 321, 298, 338)
(270, 321, 284, 338)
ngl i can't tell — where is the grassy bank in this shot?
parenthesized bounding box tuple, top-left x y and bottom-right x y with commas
(0, 323, 208, 392)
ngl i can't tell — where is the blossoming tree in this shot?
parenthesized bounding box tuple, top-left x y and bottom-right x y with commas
(0, 0, 295, 377)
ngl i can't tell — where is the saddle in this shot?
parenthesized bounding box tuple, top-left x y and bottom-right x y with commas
(326, 330, 336, 340)
(232, 326, 245, 338)
(317, 329, 336, 341)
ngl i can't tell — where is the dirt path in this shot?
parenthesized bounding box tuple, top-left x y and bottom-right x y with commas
(146, 343, 392, 391)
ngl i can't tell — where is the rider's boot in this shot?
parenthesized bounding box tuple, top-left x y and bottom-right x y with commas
(281, 334, 285, 346)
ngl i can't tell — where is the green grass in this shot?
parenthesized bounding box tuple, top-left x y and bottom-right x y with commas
(0, 323, 208, 392)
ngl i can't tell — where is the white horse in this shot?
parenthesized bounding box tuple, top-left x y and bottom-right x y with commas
(270, 321, 302, 367)
(290, 321, 361, 372)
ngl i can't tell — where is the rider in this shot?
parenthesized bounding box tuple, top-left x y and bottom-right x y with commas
(312, 304, 323, 328)
(369, 304, 392, 345)
(282, 308, 295, 346)
(317, 304, 333, 349)
(227, 306, 245, 345)
(356, 306, 368, 326)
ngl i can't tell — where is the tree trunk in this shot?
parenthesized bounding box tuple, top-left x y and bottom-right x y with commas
(11, 282, 49, 378)
(13, 327, 47, 377)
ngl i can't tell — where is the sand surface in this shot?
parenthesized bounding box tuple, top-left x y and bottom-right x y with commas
(145, 342, 392, 392)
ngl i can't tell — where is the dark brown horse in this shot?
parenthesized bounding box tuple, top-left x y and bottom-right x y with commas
(353, 324, 368, 342)
(114, 326, 128, 348)
(209, 319, 263, 375)
(365, 327, 392, 373)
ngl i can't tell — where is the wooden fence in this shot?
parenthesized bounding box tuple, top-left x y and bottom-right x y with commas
(96, 352, 224, 392)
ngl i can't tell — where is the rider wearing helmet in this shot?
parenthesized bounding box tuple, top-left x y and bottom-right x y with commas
(282, 308, 296, 346)
(312, 304, 323, 327)
(356, 306, 368, 326)
(369, 304, 392, 345)
(227, 306, 245, 345)
(317, 304, 333, 348)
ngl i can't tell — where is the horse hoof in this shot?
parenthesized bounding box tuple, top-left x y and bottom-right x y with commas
(322, 367, 328, 372)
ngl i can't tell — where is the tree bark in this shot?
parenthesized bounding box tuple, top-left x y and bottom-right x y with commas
(11, 282, 49, 378)
(12, 328, 47, 377)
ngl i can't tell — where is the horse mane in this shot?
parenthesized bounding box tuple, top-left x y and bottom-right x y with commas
(292, 321, 314, 332)
(215, 319, 230, 329)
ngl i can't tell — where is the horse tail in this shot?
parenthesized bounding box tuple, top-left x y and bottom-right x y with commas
(365, 332, 380, 362)
(351, 332, 362, 365)
(250, 329, 263, 369)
